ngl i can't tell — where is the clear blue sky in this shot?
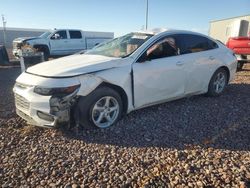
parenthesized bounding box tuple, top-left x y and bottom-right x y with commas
(1, 0, 250, 36)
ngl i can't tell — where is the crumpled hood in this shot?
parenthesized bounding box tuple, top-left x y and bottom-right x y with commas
(13, 37, 39, 43)
(26, 54, 123, 77)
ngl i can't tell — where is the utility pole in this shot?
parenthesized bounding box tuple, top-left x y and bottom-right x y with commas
(2, 15, 7, 46)
(145, 0, 148, 30)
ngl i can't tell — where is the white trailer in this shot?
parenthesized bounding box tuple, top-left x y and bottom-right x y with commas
(209, 14, 250, 43)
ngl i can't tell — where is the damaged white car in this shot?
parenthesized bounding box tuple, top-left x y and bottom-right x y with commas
(13, 29, 237, 128)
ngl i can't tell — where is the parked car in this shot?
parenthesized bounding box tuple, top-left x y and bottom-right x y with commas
(13, 29, 237, 129)
(12, 29, 114, 60)
(226, 36, 250, 70)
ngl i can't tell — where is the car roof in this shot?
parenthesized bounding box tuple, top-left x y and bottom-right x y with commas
(136, 28, 209, 38)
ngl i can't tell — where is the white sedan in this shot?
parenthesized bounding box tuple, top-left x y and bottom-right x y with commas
(13, 29, 237, 128)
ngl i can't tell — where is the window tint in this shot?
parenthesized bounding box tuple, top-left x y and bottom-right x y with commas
(51, 30, 67, 39)
(146, 36, 178, 60)
(69, 30, 82, 39)
(177, 34, 218, 54)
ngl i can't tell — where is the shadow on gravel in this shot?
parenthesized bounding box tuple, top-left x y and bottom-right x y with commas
(61, 83, 250, 151)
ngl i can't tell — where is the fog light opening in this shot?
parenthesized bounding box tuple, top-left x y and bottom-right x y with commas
(37, 111, 55, 122)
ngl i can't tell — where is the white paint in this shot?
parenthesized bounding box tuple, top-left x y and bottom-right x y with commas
(13, 30, 237, 127)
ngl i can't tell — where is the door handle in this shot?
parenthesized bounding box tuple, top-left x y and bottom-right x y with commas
(209, 56, 215, 60)
(176, 61, 184, 66)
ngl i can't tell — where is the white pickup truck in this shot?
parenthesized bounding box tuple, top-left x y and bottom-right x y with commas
(12, 29, 114, 60)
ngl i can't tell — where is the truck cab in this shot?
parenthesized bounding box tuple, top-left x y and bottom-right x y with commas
(13, 29, 114, 60)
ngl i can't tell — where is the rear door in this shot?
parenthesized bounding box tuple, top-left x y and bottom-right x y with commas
(176, 34, 220, 94)
(68, 30, 85, 53)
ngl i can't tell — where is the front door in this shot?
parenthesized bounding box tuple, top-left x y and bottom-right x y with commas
(133, 36, 186, 108)
(49, 30, 71, 55)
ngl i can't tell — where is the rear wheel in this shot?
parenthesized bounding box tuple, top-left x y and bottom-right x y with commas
(207, 68, 228, 97)
(74, 87, 123, 129)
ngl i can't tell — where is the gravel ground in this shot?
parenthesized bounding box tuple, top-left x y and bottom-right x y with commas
(0, 64, 250, 188)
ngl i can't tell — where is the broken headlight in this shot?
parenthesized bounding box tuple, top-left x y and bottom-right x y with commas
(34, 85, 80, 96)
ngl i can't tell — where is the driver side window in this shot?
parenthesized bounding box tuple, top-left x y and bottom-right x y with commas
(51, 30, 67, 39)
(146, 36, 179, 60)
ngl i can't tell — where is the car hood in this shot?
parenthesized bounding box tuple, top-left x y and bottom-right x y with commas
(26, 54, 125, 77)
(13, 37, 39, 43)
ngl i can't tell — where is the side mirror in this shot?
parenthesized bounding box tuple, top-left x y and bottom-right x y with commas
(51, 33, 60, 40)
(137, 52, 150, 63)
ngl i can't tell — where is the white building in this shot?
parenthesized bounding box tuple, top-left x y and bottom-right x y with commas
(0, 27, 48, 49)
(209, 14, 250, 43)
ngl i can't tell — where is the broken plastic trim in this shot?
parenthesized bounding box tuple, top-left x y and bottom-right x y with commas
(49, 88, 79, 126)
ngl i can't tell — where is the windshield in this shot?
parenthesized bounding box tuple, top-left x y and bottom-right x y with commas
(40, 31, 52, 38)
(85, 32, 153, 58)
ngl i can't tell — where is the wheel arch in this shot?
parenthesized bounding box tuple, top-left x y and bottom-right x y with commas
(33, 44, 50, 55)
(98, 82, 128, 115)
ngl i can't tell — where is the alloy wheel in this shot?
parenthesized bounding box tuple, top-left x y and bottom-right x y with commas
(213, 72, 226, 94)
(91, 96, 120, 128)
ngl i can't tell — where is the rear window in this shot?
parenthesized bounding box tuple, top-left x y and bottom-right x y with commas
(177, 34, 218, 54)
(69, 31, 82, 39)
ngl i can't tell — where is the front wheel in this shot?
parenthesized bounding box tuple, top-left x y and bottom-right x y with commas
(74, 87, 123, 129)
(207, 68, 228, 97)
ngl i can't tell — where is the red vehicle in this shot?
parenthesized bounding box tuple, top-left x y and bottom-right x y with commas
(226, 36, 250, 70)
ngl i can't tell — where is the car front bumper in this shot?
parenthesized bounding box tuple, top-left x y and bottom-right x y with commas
(13, 83, 60, 128)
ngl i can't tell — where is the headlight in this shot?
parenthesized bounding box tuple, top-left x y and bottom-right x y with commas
(34, 85, 80, 96)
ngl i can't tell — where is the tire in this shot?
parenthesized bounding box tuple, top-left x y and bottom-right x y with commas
(35, 46, 49, 61)
(74, 86, 123, 129)
(237, 61, 244, 71)
(207, 68, 228, 97)
(42, 50, 49, 61)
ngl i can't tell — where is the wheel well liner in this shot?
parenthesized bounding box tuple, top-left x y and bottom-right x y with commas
(33, 45, 50, 54)
(98, 82, 128, 115)
(219, 66, 230, 83)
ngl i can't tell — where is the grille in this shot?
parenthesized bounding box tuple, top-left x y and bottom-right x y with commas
(15, 94, 30, 110)
(16, 109, 36, 125)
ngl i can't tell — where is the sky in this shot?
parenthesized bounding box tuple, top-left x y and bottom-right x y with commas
(1, 0, 250, 37)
